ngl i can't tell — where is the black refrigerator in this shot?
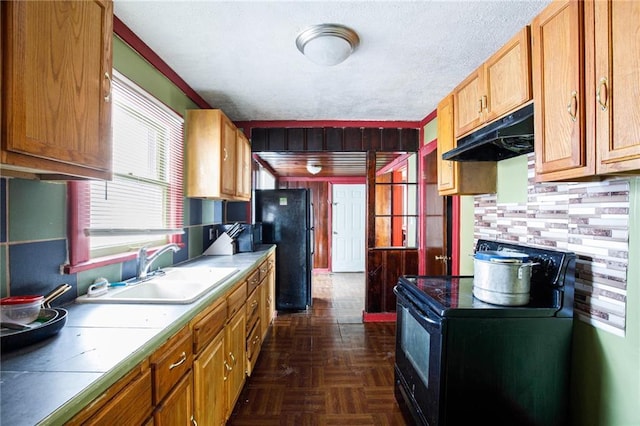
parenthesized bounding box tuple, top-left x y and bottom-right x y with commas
(254, 189, 313, 311)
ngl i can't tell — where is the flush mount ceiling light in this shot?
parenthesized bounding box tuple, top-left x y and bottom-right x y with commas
(295, 23, 360, 66)
(306, 163, 322, 175)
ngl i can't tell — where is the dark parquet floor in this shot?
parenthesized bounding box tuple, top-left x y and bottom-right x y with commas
(228, 272, 408, 425)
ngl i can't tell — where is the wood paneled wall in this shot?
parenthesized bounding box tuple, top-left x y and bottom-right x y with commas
(366, 249, 419, 313)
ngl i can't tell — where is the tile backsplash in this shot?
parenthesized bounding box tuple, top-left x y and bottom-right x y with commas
(474, 154, 630, 336)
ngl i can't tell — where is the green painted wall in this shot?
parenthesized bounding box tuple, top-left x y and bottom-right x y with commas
(459, 195, 475, 275)
(423, 119, 438, 144)
(113, 36, 200, 114)
(570, 177, 639, 426)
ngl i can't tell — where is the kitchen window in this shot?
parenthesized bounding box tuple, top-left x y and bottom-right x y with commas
(373, 153, 418, 248)
(66, 71, 184, 270)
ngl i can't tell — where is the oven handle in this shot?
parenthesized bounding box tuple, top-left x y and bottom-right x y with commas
(395, 286, 442, 328)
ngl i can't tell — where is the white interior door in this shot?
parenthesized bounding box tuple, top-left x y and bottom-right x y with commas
(332, 184, 366, 272)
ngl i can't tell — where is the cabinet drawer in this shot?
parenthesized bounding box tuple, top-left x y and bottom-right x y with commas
(68, 360, 153, 426)
(246, 267, 261, 295)
(227, 281, 247, 319)
(87, 369, 153, 425)
(150, 327, 193, 405)
(246, 287, 260, 333)
(258, 260, 269, 282)
(192, 298, 227, 354)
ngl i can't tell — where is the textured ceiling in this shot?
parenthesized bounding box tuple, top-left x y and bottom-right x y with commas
(113, 0, 552, 123)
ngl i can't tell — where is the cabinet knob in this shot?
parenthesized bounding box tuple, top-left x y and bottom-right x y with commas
(566, 91, 578, 122)
(168, 351, 187, 370)
(596, 77, 609, 111)
(104, 72, 112, 102)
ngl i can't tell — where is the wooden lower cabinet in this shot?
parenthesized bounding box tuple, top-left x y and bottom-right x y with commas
(154, 370, 194, 426)
(194, 331, 226, 426)
(245, 284, 261, 376)
(260, 253, 276, 339)
(225, 307, 247, 418)
(67, 360, 153, 425)
(69, 253, 276, 426)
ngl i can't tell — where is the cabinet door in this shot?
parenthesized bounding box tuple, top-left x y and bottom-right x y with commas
(154, 370, 194, 426)
(194, 332, 226, 426)
(220, 114, 237, 197)
(453, 68, 484, 137)
(484, 27, 532, 123)
(236, 129, 252, 200)
(225, 308, 246, 419)
(593, 0, 640, 174)
(266, 256, 276, 329)
(437, 94, 496, 196)
(2, 0, 112, 179)
(260, 273, 269, 339)
(437, 95, 457, 194)
(532, 0, 593, 180)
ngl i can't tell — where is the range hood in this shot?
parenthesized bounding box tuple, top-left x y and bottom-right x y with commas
(442, 103, 534, 162)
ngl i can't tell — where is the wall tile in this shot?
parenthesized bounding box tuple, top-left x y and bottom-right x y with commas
(174, 231, 189, 264)
(9, 179, 66, 242)
(121, 257, 137, 282)
(475, 154, 630, 336)
(188, 198, 202, 226)
(8, 240, 77, 306)
(189, 226, 203, 258)
(77, 263, 122, 296)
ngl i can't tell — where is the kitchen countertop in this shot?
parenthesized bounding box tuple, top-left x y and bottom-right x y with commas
(0, 245, 275, 426)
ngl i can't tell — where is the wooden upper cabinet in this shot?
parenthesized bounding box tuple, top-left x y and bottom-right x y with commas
(186, 109, 250, 200)
(1, 0, 113, 180)
(236, 129, 252, 200)
(484, 27, 532, 123)
(437, 95, 457, 193)
(220, 114, 237, 197)
(454, 27, 531, 138)
(454, 69, 485, 137)
(532, 0, 592, 181)
(437, 94, 496, 196)
(592, 0, 640, 174)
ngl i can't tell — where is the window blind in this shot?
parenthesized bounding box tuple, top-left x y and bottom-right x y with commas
(87, 71, 184, 254)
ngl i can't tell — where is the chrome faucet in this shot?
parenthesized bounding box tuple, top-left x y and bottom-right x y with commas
(136, 243, 180, 280)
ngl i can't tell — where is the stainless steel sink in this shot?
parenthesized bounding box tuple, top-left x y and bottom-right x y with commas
(76, 267, 239, 304)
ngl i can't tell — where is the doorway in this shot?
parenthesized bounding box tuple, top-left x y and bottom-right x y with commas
(420, 140, 450, 275)
(331, 184, 366, 272)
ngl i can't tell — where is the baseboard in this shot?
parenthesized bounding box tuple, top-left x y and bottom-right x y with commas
(362, 311, 397, 322)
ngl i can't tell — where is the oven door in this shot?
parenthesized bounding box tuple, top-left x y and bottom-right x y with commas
(394, 285, 443, 426)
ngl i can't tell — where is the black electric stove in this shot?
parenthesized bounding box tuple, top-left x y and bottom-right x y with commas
(394, 240, 576, 426)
